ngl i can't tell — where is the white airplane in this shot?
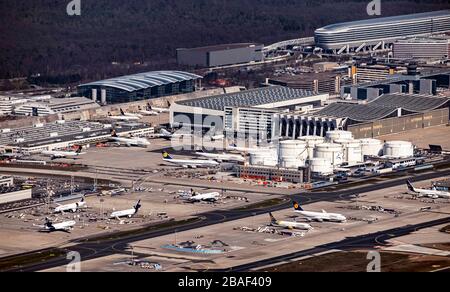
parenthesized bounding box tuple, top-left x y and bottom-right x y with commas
(182, 189, 221, 202)
(110, 131, 150, 147)
(149, 103, 170, 113)
(107, 109, 141, 121)
(162, 151, 220, 169)
(406, 181, 450, 199)
(195, 152, 245, 163)
(269, 213, 312, 230)
(226, 144, 274, 154)
(54, 197, 86, 213)
(292, 201, 347, 223)
(153, 128, 192, 140)
(138, 105, 159, 116)
(120, 108, 143, 118)
(110, 200, 142, 219)
(35, 218, 76, 233)
(41, 148, 85, 160)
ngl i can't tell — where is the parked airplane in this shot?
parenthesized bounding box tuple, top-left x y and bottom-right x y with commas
(292, 201, 347, 223)
(149, 103, 170, 113)
(110, 131, 150, 147)
(269, 212, 312, 230)
(107, 109, 141, 121)
(54, 197, 86, 213)
(41, 147, 85, 160)
(120, 108, 143, 118)
(406, 181, 450, 199)
(152, 128, 191, 140)
(162, 151, 219, 168)
(138, 105, 159, 116)
(35, 218, 76, 233)
(226, 144, 274, 154)
(195, 151, 245, 163)
(110, 200, 142, 219)
(182, 189, 221, 202)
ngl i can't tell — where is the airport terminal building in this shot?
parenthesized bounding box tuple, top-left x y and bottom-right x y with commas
(170, 86, 329, 134)
(0, 121, 154, 154)
(315, 10, 450, 54)
(278, 93, 450, 139)
(78, 71, 203, 105)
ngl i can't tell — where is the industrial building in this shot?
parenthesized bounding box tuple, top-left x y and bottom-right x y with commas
(351, 64, 405, 84)
(0, 176, 13, 187)
(78, 71, 203, 105)
(13, 97, 100, 117)
(236, 165, 309, 184)
(170, 86, 329, 131)
(242, 128, 418, 178)
(277, 93, 450, 139)
(393, 36, 450, 60)
(177, 43, 264, 68)
(266, 72, 351, 95)
(0, 176, 32, 205)
(315, 10, 450, 54)
(342, 67, 450, 100)
(0, 120, 154, 154)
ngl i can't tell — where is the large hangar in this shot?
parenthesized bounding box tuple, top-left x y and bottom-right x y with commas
(170, 86, 329, 131)
(78, 71, 202, 105)
(177, 43, 264, 68)
(315, 10, 450, 54)
(278, 93, 450, 139)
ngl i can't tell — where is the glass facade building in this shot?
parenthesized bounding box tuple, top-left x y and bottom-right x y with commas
(77, 71, 202, 104)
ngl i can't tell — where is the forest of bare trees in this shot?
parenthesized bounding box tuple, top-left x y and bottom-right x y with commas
(0, 0, 449, 84)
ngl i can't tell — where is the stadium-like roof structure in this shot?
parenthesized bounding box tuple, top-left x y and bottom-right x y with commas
(317, 93, 450, 122)
(316, 10, 450, 33)
(177, 86, 318, 111)
(78, 71, 202, 92)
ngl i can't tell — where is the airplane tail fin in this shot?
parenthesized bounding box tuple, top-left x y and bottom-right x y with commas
(293, 201, 304, 211)
(134, 200, 142, 212)
(406, 180, 416, 192)
(120, 108, 125, 116)
(162, 151, 172, 160)
(269, 212, 277, 224)
(44, 217, 53, 227)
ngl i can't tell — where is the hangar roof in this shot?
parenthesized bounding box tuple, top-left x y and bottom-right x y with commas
(316, 10, 450, 33)
(177, 86, 320, 111)
(317, 93, 450, 122)
(78, 71, 202, 92)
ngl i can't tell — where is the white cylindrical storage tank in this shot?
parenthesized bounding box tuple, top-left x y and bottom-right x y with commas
(250, 150, 278, 167)
(299, 136, 325, 159)
(359, 138, 384, 158)
(279, 140, 308, 160)
(280, 158, 306, 169)
(335, 139, 362, 164)
(383, 141, 414, 158)
(309, 158, 333, 175)
(314, 143, 344, 167)
(326, 130, 353, 143)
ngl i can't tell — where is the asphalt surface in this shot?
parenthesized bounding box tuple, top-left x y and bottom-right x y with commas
(212, 216, 450, 272)
(2, 168, 450, 272)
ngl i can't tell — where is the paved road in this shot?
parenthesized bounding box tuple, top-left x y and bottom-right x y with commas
(2, 168, 450, 272)
(212, 216, 450, 272)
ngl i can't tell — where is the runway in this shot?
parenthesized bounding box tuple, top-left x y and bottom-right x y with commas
(2, 168, 450, 272)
